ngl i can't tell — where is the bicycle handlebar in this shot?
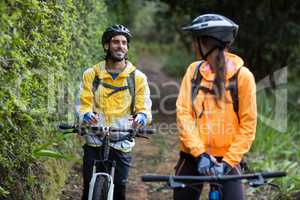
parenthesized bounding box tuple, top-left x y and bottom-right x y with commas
(90, 127, 156, 134)
(59, 124, 76, 130)
(141, 171, 286, 183)
(58, 124, 156, 135)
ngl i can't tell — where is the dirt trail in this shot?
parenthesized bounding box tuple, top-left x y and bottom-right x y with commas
(127, 54, 180, 200)
(59, 54, 180, 200)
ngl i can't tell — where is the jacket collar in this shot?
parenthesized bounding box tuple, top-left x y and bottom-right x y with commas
(93, 61, 136, 79)
(199, 52, 244, 81)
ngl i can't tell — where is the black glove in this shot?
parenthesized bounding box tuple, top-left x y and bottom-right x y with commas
(197, 153, 214, 175)
(222, 161, 233, 175)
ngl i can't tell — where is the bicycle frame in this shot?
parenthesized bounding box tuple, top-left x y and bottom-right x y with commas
(59, 124, 155, 200)
(88, 129, 115, 200)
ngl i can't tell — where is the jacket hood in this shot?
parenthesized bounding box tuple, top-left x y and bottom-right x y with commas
(199, 52, 244, 81)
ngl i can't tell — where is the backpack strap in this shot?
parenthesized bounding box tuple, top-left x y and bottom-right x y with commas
(127, 70, 136, 115)
(92, 65, 101, 93)
(97, 80, 129, 96)
(191, 62, 242, 122)
(191, 61, 204, 117)
(93, 76, 129, 97)
(92, 67, 136, 115)
(228, 67, 242, 123)
(92, 75, 100, 93)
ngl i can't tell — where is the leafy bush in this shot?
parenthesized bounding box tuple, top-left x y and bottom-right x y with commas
(0, 0, 108, 199)
(161, 45, 193, 78)
(246, 91, 300, 199)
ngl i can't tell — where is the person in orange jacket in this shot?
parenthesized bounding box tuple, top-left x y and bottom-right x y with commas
(174, 14, 257, 200)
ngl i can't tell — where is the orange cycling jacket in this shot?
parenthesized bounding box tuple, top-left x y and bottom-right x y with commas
(176, 52, 257, 167)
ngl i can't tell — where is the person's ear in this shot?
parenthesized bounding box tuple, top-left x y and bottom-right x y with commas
(104, 43, 109, 51)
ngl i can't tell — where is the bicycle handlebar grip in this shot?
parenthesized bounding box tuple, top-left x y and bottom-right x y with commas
(141, 175, 169, 182)
(58, 124, 75, 130)
(261, 171, 287, 178)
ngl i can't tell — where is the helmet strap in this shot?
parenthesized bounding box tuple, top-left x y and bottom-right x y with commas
(197, 37, 225, 60)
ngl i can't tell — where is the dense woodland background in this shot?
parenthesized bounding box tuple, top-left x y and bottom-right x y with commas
(0, 0, 299, 199)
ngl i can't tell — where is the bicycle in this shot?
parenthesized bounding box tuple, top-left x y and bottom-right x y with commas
(141, 165, 286, 200)
(59, 123, 155, 200)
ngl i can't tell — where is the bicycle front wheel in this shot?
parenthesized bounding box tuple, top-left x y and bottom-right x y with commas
(91, 175, 110, 200)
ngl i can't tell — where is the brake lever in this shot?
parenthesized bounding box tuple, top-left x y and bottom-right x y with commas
(249, 173, 265, 187)
(168, 176, 186, 189)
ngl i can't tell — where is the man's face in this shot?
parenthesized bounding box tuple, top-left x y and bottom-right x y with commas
(105, 35, 128, 61)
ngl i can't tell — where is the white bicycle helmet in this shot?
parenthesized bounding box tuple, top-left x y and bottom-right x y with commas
(182, 14, 239, 44)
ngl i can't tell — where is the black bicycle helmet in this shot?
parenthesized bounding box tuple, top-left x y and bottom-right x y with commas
(182, 14, 238, 44)
(102, 24, 132, 47)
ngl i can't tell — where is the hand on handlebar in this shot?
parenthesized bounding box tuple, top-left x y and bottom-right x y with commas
(83, 112, 99, 125)
(197, 153, 233, 176)
(210, 161, 233, 176)
(197, 153, 214, 175)
(132, 113, 147, 128)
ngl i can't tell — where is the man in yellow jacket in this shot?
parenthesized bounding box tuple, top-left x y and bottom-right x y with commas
(78, 24, 152, 200)
(174, 14, 257, 200)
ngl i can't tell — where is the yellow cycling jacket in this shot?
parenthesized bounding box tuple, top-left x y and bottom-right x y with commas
(176, 52, 257, 167)
(79, 60, 152, 151)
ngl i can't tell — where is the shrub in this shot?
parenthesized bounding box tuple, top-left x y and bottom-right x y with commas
(0, 0, 108, 199)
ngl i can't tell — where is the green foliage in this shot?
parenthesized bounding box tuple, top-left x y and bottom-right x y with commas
(0, 186, 9, 197)
(104, 0, 135, 27)
(246, 91, 300, 199)
(161, 43, 193, 78)
(32, 149, 68, 159)
(0, 0, 108, 199)
(32, 133, 74, 160)
(131, 1, 165, 41)
(146, 0, 300, 82)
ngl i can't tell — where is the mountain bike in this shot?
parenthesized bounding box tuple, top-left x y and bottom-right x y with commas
(141, 165, 286, 200)
(59, 124, 155, 200)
